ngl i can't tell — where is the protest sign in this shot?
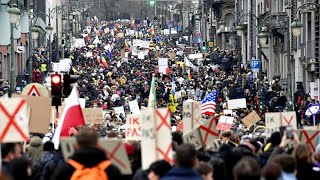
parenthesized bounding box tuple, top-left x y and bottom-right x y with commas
(141, 108, 172, 170)
(168, 52, 176, 60)
(298, 130, 320, 152)
(188, 53, 203, 59)
(227, 98, 247, 109)
(61, 138, 132, 174)
(0, 98, 29, 142)
(13, 95, 51, 134)
(113, 106, 125, 118)
(183, 129, 203, 150)
(265, 112, 297, 136)
(158, 58, 168, 74)
(82, 108, 103, 124)
(129, 100, 141, 115)
(265, 112, 281, 136)
(199, 117, 219, 145)
(126, 115, 141, 141)
(241, 111, 260, 128)
(183, 101, 202, 134)
(217, 116, 234, 131)
(223, 109, 233, 115)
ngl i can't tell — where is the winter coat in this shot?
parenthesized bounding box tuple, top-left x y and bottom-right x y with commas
(51, 147, 122, 180)
(160, 167, 202, 180)
(27, 136, 43, 162)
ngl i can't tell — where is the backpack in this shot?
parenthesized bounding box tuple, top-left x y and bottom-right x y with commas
(68, 159, 111, 180)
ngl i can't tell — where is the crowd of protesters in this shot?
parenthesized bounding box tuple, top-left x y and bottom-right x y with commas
(1, 18, 320, 180)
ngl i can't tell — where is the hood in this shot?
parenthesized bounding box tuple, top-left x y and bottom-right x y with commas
(71, 147, 108, 167)
(29, 136, 43, 147)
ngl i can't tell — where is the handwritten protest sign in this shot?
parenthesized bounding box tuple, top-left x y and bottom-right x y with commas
(199, 117, 219, 145)
(0, 98, 29, 142)
(129, 100, 141, 115)
(227, 98, 247, 109)
(141, 108, 173, 170)
(241, 111, 261, 128)
(265, 113, 281, 136)
(82, 108, 103, 124)
(61, 138, 132, 174)
(265, 111, 297, 136)
(183, 101, 202, 134)
(113, 106, 125, 118)
(298, 130, 320, 152)
(126, 115, 141, 140)
(183, 128, 203, 150)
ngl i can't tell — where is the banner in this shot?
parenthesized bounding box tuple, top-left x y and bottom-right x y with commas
(227, 98, 247, 109)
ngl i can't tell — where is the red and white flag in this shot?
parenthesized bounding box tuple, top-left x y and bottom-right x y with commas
(53, 84, 85, 149)
(216, 116, 234, 131)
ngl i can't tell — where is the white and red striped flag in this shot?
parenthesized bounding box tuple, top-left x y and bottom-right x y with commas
(201, 90, 218, 116)
(52, 83, 85, 149)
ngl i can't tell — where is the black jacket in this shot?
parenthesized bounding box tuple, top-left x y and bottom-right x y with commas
(51, 147, 122, 180)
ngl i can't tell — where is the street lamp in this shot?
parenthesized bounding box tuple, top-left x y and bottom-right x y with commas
(30, 26, 40, 40)
(45, 24, 54, 36)
(236, 25, 244, 37)
(7, 4, 21, 24)
(257, 30, 268, 48)
(219, 21, 225, 31)
(290, 19, 303, 37)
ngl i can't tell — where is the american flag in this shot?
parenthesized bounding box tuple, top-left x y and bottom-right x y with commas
(201, 90, 218, 115)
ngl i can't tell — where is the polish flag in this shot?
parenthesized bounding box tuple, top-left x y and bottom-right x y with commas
(53, 84, 85, 149)
(216, 116, 234, 131)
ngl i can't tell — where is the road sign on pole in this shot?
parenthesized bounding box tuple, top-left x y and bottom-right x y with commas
(251, 59, 260, 73)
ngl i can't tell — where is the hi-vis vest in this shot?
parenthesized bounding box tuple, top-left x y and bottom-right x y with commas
(41, 64, 47, 72)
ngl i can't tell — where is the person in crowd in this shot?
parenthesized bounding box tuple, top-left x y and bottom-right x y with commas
(147, 160, 172, 180)
(31, 141, 55, 180)
(261, 162, 282, 180)
(161, 144, 203, 180)
(292, 144, 320, 179)
(26, 136, 43, 163)
(51, 127, 122, 180)
(196, 162, 213, 180)
(8, 157, 32, 180)
(1, 143, 23, 175)
(271, 154, 297, 180)
(233, 157, 261, 180)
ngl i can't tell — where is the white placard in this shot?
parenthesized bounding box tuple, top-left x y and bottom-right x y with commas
(126, 115, 141, 141)
(227, 98, 247, 109)
(113, 106, 125, 118)
(129, 100, 141, 115)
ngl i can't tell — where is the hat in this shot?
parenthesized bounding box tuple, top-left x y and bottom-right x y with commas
(148, 160, 172, 177)
(125, 143, 134, 156)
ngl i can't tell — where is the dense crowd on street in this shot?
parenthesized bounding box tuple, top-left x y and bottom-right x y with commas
(1, 18, 320, 180)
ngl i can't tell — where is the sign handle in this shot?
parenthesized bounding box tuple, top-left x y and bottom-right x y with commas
(0, 143, 2, 175)
(313, 115, 316, 127)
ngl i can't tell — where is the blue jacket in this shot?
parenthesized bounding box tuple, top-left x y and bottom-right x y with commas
(160, 167, 203, 180)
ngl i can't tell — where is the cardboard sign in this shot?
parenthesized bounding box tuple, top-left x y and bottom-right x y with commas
(227, 98, 247, 109)
(128, 100, 141, 115)
(265, 112, 297, 136)
(0, 98, 29, 142)
(183, 129, 203, 150)
(265, 113, 281, 136)
(281, 112, 297, 129)
(82, 108, 103, 124)
(199, 117, 219, 145)
(141, 108, 173, 170)
(21, 83, 49, 97)
(298, 130, 320, 152)
(217, 116, 234, 131)
(13, 95, 51, 134)
(241, 111, 261, 128)
(61, 138, 132, 174)
(126, 115, 142, 141)
(183, 101, 202, 135)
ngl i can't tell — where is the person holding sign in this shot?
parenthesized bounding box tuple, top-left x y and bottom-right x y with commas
(51, 127, 122, 180)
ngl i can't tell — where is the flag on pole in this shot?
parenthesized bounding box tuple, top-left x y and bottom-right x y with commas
(52, 84, 85, 149)
(148, 76, 157, 109)
(201, 90, 218, 116)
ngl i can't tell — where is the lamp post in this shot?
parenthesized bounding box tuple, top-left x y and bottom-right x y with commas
(7, 3, 21, 93)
